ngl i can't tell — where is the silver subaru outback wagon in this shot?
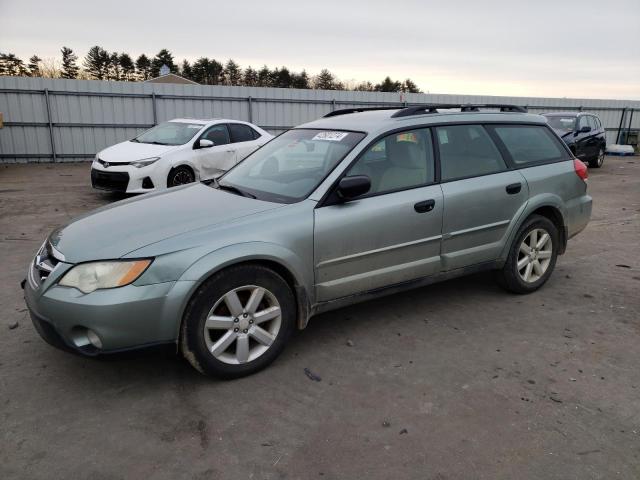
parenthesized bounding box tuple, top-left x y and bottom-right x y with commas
(23, 104, 592, 378)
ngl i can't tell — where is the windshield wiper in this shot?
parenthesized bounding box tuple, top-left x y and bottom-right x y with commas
(130, 138, 139, 142)
(217, 182, 256, 199)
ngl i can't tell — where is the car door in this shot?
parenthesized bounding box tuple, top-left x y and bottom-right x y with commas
(435, 124, 529, 271)
(228, 123, 261, 163)
(574, 115, 595, 161)
(314, 127, 443, 302)
(193, 124, 237, 179)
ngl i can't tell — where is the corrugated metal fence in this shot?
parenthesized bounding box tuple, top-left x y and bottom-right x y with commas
(1, 76, 639, 163)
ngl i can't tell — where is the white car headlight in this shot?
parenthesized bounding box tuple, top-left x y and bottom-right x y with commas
(130, 157, 160, 168)
(59, 259, 152, 293)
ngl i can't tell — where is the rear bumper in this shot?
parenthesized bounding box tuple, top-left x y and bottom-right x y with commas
(566, 194, 593, 239)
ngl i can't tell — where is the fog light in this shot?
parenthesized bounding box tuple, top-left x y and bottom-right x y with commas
(142, 177, 154, 189)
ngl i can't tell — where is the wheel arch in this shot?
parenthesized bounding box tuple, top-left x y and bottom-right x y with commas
(167, 163, 198, 185)
(174, 244, 313, 349)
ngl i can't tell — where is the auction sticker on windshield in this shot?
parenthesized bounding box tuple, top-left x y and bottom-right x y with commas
(312, 131, 349, 142)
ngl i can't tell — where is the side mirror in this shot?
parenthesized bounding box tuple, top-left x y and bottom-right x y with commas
(196, 139, 214, 149)
(578, 125, 591, 133)
(337, 175, 371, 201)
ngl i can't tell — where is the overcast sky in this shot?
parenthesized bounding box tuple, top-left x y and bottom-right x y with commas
(1, 0, 639, 99)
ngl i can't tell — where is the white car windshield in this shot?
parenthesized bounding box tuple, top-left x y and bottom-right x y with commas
(218, 129, 366, 203)
(132, 121, 204, 146)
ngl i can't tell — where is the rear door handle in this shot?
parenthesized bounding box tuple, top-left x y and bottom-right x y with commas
(414, 199, 435, 213)
(506, 183, 522, 194)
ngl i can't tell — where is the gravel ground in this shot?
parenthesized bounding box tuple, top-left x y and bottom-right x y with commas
(1, 157, 639, 480)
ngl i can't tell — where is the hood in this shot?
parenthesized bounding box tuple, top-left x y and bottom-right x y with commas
(50, 184, 282, 263)
(98, 141, 180, 163)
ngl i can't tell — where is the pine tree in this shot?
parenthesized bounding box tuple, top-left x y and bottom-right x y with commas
(27, 55, 42, 77)
(291, 70, 310, 89)
(84, 46, 109, 80)
(60, 47, 79, 79)
(375, 76, 402, 92)
(314, 69, 338, 90)
(223, 59, 242, 86)
(243, 66, 258, 86)
(401, 78, 421, 93)
(118, 53, 135, 81)
(107, 52, 121, 80)
(272, 67, 292, 88)
(179, 59, 193, 80)
(355, 81, 374, 91)
(191, 57, 223, 85)
(0, 53, 28, 76)
(257, 65, 271, 87)
(135, 54, 151, 80)
(151, 49, 176, 77)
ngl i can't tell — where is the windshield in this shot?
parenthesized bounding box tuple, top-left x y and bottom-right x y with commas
(218, 129, 366, 203)
(545, 116, 576, 132)
(133, 121, 204, 145)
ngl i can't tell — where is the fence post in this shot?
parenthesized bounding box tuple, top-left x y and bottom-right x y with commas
(43, 88, 57, 163)
(626, 109, 634, 145)
(151, 92, 158, 125)
(248, 96, 253, 123)
(616, 108, 626, 144)
(331, 99, 336, 112)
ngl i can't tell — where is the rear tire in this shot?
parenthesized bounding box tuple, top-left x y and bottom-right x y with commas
(167, 166, 195, 187)
(589, 147, 605, 168)
(496, 215, 559, 294)
(181, 265, 296, 378)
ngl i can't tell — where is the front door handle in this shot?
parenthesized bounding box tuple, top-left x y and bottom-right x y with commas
(506, 183, 522, 194)
(414, 199, 435, 213)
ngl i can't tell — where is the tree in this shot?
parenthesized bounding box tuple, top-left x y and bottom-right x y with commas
(119, 53, 135, 81)
(84, 46, 109, 80)
(314, 69, 338, 90)
(291, 70, 310, 89)
(0, 53, 28, 76)
(355, 81, 375, 92)
(60, 47, 79, 79)
(257, 65, 272, 87)
(223, 59, 242, 86)
(180, 60, 193, 80)
(375, 76, 402, 92)
(191, 57, 223, 85)
(271, 67, 292, 88)
(28, 55, 42, 77)
(135, 54, 151, 80)
(151, 49, 176, 77)
(243, 66, 258, 86)
(401, 78, 421, 93)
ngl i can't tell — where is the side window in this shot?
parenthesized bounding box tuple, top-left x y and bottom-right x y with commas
(578, 116, 589, 130)
(436, 125, 506, 181)
(348, 128, 434, 195)
(201, 124, 230, 146)
(251, 127, 262, 139)
(228, 123, 256, 143)
(491, 125, 566, 166)
(594, 117, 602, 130)
(586, 116, 596, 130)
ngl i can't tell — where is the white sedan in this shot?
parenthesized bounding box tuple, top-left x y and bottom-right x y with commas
(90, 119, 273, 193)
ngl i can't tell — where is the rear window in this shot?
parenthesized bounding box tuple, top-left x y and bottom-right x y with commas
(491, 125, 567, 166)
(228, 123, 256, 143)
(436, 124, 506, 181)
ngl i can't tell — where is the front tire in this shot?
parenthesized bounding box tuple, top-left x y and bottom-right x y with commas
(589, 147, 605, 168)
(181, 265, 296, 378)
(167, 166, 195, 188)
(496, 215, 559, 294)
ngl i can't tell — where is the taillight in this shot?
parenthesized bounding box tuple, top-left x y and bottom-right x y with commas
(573, 159, 588, 181)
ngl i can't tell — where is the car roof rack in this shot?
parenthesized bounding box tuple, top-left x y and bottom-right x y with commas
(391, 103, 527, 118)
(323, 106, 403, 118)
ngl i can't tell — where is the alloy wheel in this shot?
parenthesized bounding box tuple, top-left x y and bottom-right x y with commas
(517, 228, 553, 283)
(172, 170, 194, 186)
(597, 148, 605, 167)
(203, 285, 282, 364)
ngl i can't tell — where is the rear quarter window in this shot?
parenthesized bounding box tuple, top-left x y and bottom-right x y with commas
(490, 125, 567, 166)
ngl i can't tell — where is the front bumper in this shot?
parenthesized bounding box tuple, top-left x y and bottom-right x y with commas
(24, 266, 195, 355)
(90, 161, 164, 194)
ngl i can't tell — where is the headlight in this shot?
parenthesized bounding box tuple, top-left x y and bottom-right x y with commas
(130, 157, 160, 168)
(59, 259, 152, 293)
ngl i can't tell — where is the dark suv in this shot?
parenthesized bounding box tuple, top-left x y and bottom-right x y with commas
(543, 112, 606, 168)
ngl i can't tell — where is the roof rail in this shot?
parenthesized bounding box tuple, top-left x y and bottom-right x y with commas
(391, 103, 527, 118)
(323, 106, 402, 118)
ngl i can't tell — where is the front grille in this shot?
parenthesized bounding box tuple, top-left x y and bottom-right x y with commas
(31, 242, 61, 286)
(91, 169, 130, 192)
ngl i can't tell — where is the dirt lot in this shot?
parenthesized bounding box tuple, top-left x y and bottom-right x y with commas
(1, 158, 639, 480)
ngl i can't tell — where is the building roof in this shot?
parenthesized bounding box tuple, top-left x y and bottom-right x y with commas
(144, 73, 198, 85)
